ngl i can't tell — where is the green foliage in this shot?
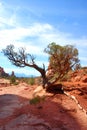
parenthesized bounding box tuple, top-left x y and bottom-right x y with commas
(22, 78, 30, 84)
(30, 96, 45, 105)
(10, 76, 18, 85)
(60, 73, 71, 81)
(29, 77, 35, 85)
(10, 76, 16, 84)
(2, 43, 80, 87)
(20, 78, 29, 84)
(45, 42, 80, 81)
(30, 96, 41, 104)
(18, 77, 35, 85)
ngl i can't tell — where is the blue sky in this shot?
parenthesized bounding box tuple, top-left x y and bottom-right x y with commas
(0, 0, 87, 77)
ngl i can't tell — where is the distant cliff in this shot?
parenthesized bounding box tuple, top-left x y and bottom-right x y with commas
(0, 66, 9, 77)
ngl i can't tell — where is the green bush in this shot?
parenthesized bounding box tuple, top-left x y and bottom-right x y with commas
(20, 77, 35, 85)
(30, 96, 41, 105)
(29, 77, 35, 85)
(10, 76, 18, 85)
(30, 95, 45, 105)
(10, 76, 16, 84)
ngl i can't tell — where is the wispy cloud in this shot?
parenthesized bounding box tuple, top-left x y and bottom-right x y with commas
(0, 21, 87, 60)
(0, 0, 87, 76)
(0, 23, 52, 50)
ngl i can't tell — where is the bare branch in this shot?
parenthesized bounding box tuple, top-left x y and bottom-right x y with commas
(2, 44, 48, 87)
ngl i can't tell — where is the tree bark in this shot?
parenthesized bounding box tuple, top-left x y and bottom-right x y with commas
(25, 62, 49, 88)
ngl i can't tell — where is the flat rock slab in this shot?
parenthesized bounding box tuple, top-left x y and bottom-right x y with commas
(0, 94, 21, 119)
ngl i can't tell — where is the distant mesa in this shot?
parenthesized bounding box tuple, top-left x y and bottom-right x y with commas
(0, 66, 9, 77)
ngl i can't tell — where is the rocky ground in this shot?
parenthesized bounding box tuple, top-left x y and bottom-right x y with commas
(0, 77, 87, 130)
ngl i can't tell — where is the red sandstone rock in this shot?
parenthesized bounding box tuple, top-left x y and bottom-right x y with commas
(0, 70, 87, 130)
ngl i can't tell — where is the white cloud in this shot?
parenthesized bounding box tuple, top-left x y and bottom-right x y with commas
(0, 22, 87, 59)
(0, 0, 87, 76)
(0, 23, 53, 51)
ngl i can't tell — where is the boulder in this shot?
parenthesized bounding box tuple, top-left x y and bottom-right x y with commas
(82, 76, 87, 83)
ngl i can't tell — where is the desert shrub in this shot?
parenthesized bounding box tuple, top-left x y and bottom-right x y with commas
(30, 95, 45, 105)
(10, 76, 18, 85)
(61, 74, 71, 81)
(30, 96, 41, 104)
(20, 77, 35, 85)
(10, 76, 16, 84)
(22, 78, 30, 84)
(29, 77, 35, 85)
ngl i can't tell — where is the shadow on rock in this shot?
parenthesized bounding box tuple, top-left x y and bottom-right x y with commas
(0, 93, 84, 130)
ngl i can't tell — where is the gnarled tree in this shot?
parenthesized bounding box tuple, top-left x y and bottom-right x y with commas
(44, 42, 80, 83)
(2, 44, 48, 87)
(2, 43, 80, 90)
